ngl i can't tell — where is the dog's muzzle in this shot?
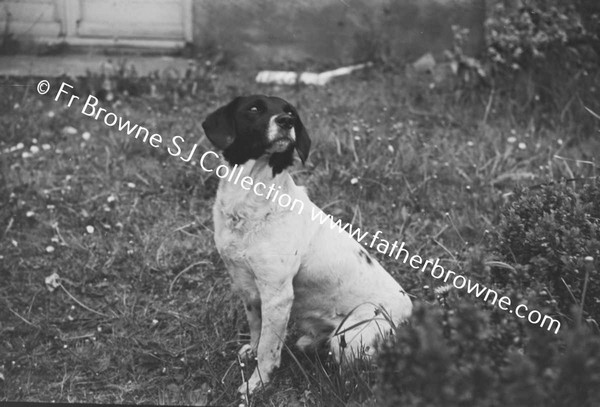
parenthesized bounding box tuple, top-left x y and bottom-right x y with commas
(268, 114, 296, 152)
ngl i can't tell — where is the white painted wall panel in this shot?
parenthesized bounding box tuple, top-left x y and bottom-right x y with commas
(0, 0, 62, 37)
(0, 0, 192, 48)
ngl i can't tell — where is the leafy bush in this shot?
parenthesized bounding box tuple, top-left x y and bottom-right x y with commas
(486, 2, 598, 73)
(484, 0, 600, 127)
(495, 179, 600, 322)
(376, 302, 600, 406)
(376, 179, 600, 406)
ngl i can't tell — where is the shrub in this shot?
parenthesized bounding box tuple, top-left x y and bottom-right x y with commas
(376, 301, 600, 407)
(486, 1, 598, 74)
(494, 179, 600, 323)
(376, 179, 600, 406)
(484, 0, 600, 129)
(376, 302, 500, 407)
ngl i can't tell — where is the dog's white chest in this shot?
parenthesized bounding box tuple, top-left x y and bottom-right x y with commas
(212, 168, 287, 267)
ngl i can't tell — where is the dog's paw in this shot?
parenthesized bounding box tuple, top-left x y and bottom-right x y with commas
(295, 334, 316, 351)
(237, 376, 262, 396)
(237, 344, 256, 361)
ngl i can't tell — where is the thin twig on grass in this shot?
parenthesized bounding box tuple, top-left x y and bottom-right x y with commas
(8, 306, 38, 328)
(168, 260, 210, 296)
(59, 284, 109, 318)
(432, 238, 457, 262)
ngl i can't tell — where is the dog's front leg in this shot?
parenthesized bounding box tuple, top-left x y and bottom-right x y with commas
(238, 281, 294, 396)
(238, 296, 261, 360)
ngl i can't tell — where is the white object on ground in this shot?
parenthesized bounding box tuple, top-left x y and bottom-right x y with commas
(256, 62, 373, 86)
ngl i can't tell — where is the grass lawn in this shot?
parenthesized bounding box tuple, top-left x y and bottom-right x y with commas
(1, 67, 598, 406)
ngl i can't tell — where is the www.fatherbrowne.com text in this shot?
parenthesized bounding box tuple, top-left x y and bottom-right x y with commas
(312, 215, 561, 334)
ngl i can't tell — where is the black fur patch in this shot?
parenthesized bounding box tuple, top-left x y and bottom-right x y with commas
(268, 147, 296, 176)
(358, 248, 373, 265)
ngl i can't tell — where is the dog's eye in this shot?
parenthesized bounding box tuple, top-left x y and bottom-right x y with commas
(249, 106, 259, 113)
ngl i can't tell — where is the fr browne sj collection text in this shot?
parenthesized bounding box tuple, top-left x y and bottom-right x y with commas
(39, 80, 201, 162)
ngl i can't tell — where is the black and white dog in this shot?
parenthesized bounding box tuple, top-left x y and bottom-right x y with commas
(202, 95, 412, 395)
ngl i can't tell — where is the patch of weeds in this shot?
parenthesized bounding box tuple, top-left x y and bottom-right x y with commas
(493, 178, 600, 324)
(376, 301, 600, 407)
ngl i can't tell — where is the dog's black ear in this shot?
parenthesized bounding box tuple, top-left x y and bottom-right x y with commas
(294, 115, 311, 164)
(202, 97, 241, 150)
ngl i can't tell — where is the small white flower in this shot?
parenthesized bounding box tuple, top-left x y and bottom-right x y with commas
(30, 145, 40, 154)
(21, 152, 32, 159)
(63, 126, 78, 135)
(107, 195, 117, 203)
(86, 225, 94, 234)
(518, 142, 526, 150)
(26, 210, 35, 217)
(350, 177, 359, 185)
(388, 145, 395, 153)
(42, 144, 51, 150)
(82, 131, 91, 141)
(127, 182, 136, 189)
(434, 284, 453, 295)
(507, 136, 517, 144)
(557, 139, 563, 145)
(352, 126, 360, 132)
(467, 141, 474, 147)
(47, 111, 55, 118)
(46, 245, 55, 253)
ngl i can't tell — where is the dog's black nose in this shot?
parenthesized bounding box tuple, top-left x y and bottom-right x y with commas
(275, 114, 294, 130)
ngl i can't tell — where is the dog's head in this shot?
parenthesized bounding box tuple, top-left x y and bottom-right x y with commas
(202, 95, 311, 175)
